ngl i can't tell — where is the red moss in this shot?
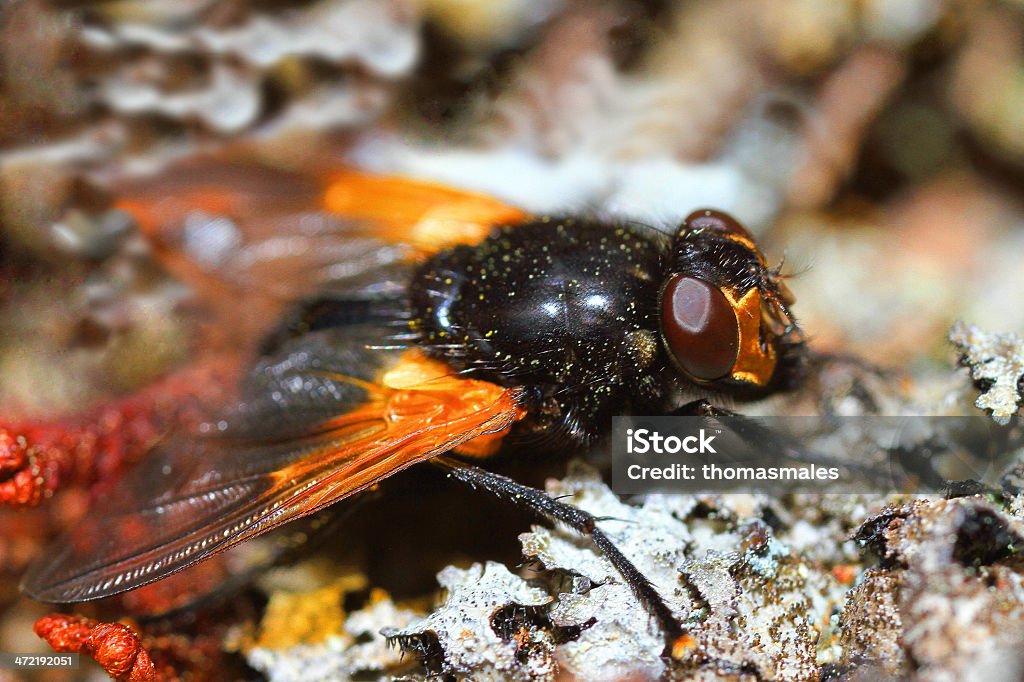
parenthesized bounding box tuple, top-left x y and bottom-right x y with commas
(0, 427, 40, 506)
(0, 358, 240, 509)
(0, 403, 160, 508)
(35, 614, 157, 682)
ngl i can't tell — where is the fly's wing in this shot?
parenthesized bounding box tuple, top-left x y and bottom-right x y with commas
(21, 164, 530, 602)
(115, 162, 409, 302)
(115, 162, 530, 301)
(321, 169, 529, 251)
(22, 350, 524, 603)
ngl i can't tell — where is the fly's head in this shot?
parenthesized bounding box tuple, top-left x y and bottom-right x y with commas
(659, 209, 804, 395)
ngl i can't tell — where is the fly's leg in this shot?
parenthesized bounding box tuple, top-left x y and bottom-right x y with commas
(674, 399, 892, 484)
(432, 455, 688, 659)
(672, 399, 803, 455)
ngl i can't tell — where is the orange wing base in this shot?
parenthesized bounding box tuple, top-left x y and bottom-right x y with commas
(322, 170, 530, 252)
(113, 165, 531, 298)
(23, 351, 526, 603)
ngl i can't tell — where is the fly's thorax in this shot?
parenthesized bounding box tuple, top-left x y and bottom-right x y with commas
(409, 219, 671, 401)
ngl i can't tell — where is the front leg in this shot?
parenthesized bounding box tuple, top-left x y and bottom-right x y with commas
(671, 399, 885, 484)
(431, 455, 689, 659)
(671, 399, 807, 461)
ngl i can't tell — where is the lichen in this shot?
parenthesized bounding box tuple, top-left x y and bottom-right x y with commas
(951, 322, 1024, 425)
(245, 587, 421, 682)
(843, 496, 1024, 680)
(372, 465, 839, 681)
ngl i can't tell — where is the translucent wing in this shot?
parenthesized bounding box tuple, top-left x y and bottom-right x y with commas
(114, 162, 530, 300)
(115, 162, 408, 302)
(321, 168, 529, 250)
(22, 350, 523, 603)
(22, 164, 531, 603)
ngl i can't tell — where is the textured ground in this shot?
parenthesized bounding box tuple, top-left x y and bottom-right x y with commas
(2, 1, 1024, 680)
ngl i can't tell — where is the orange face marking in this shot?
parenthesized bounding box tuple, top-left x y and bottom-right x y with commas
(721, 287, 778, 387)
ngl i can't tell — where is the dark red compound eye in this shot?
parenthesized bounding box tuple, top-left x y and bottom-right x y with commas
(683, 209, 754, 242)
(661, 275, 740, 381)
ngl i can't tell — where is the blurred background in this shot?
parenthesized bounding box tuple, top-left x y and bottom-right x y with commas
(3, 0, 1024, 409)
(1, 0, 1023, 680)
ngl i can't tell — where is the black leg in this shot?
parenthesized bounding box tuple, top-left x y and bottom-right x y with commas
(432, 455, 687, 659)
(674, 399, 817, 470)
(674, 399, 890, 484)
(672, 399, 803, 457)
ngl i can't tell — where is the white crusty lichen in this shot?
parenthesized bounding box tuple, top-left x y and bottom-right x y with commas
(246, 590, 420, 682)
(384, 562, 560, 682)
(950, 322, 1024, 425)
(246, 465, 856, 682)
(384, 464, 832, 681)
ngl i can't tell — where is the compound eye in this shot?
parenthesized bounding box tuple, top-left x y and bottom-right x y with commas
(661, 275, 739, 381)
(683, 209, 754, 242)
